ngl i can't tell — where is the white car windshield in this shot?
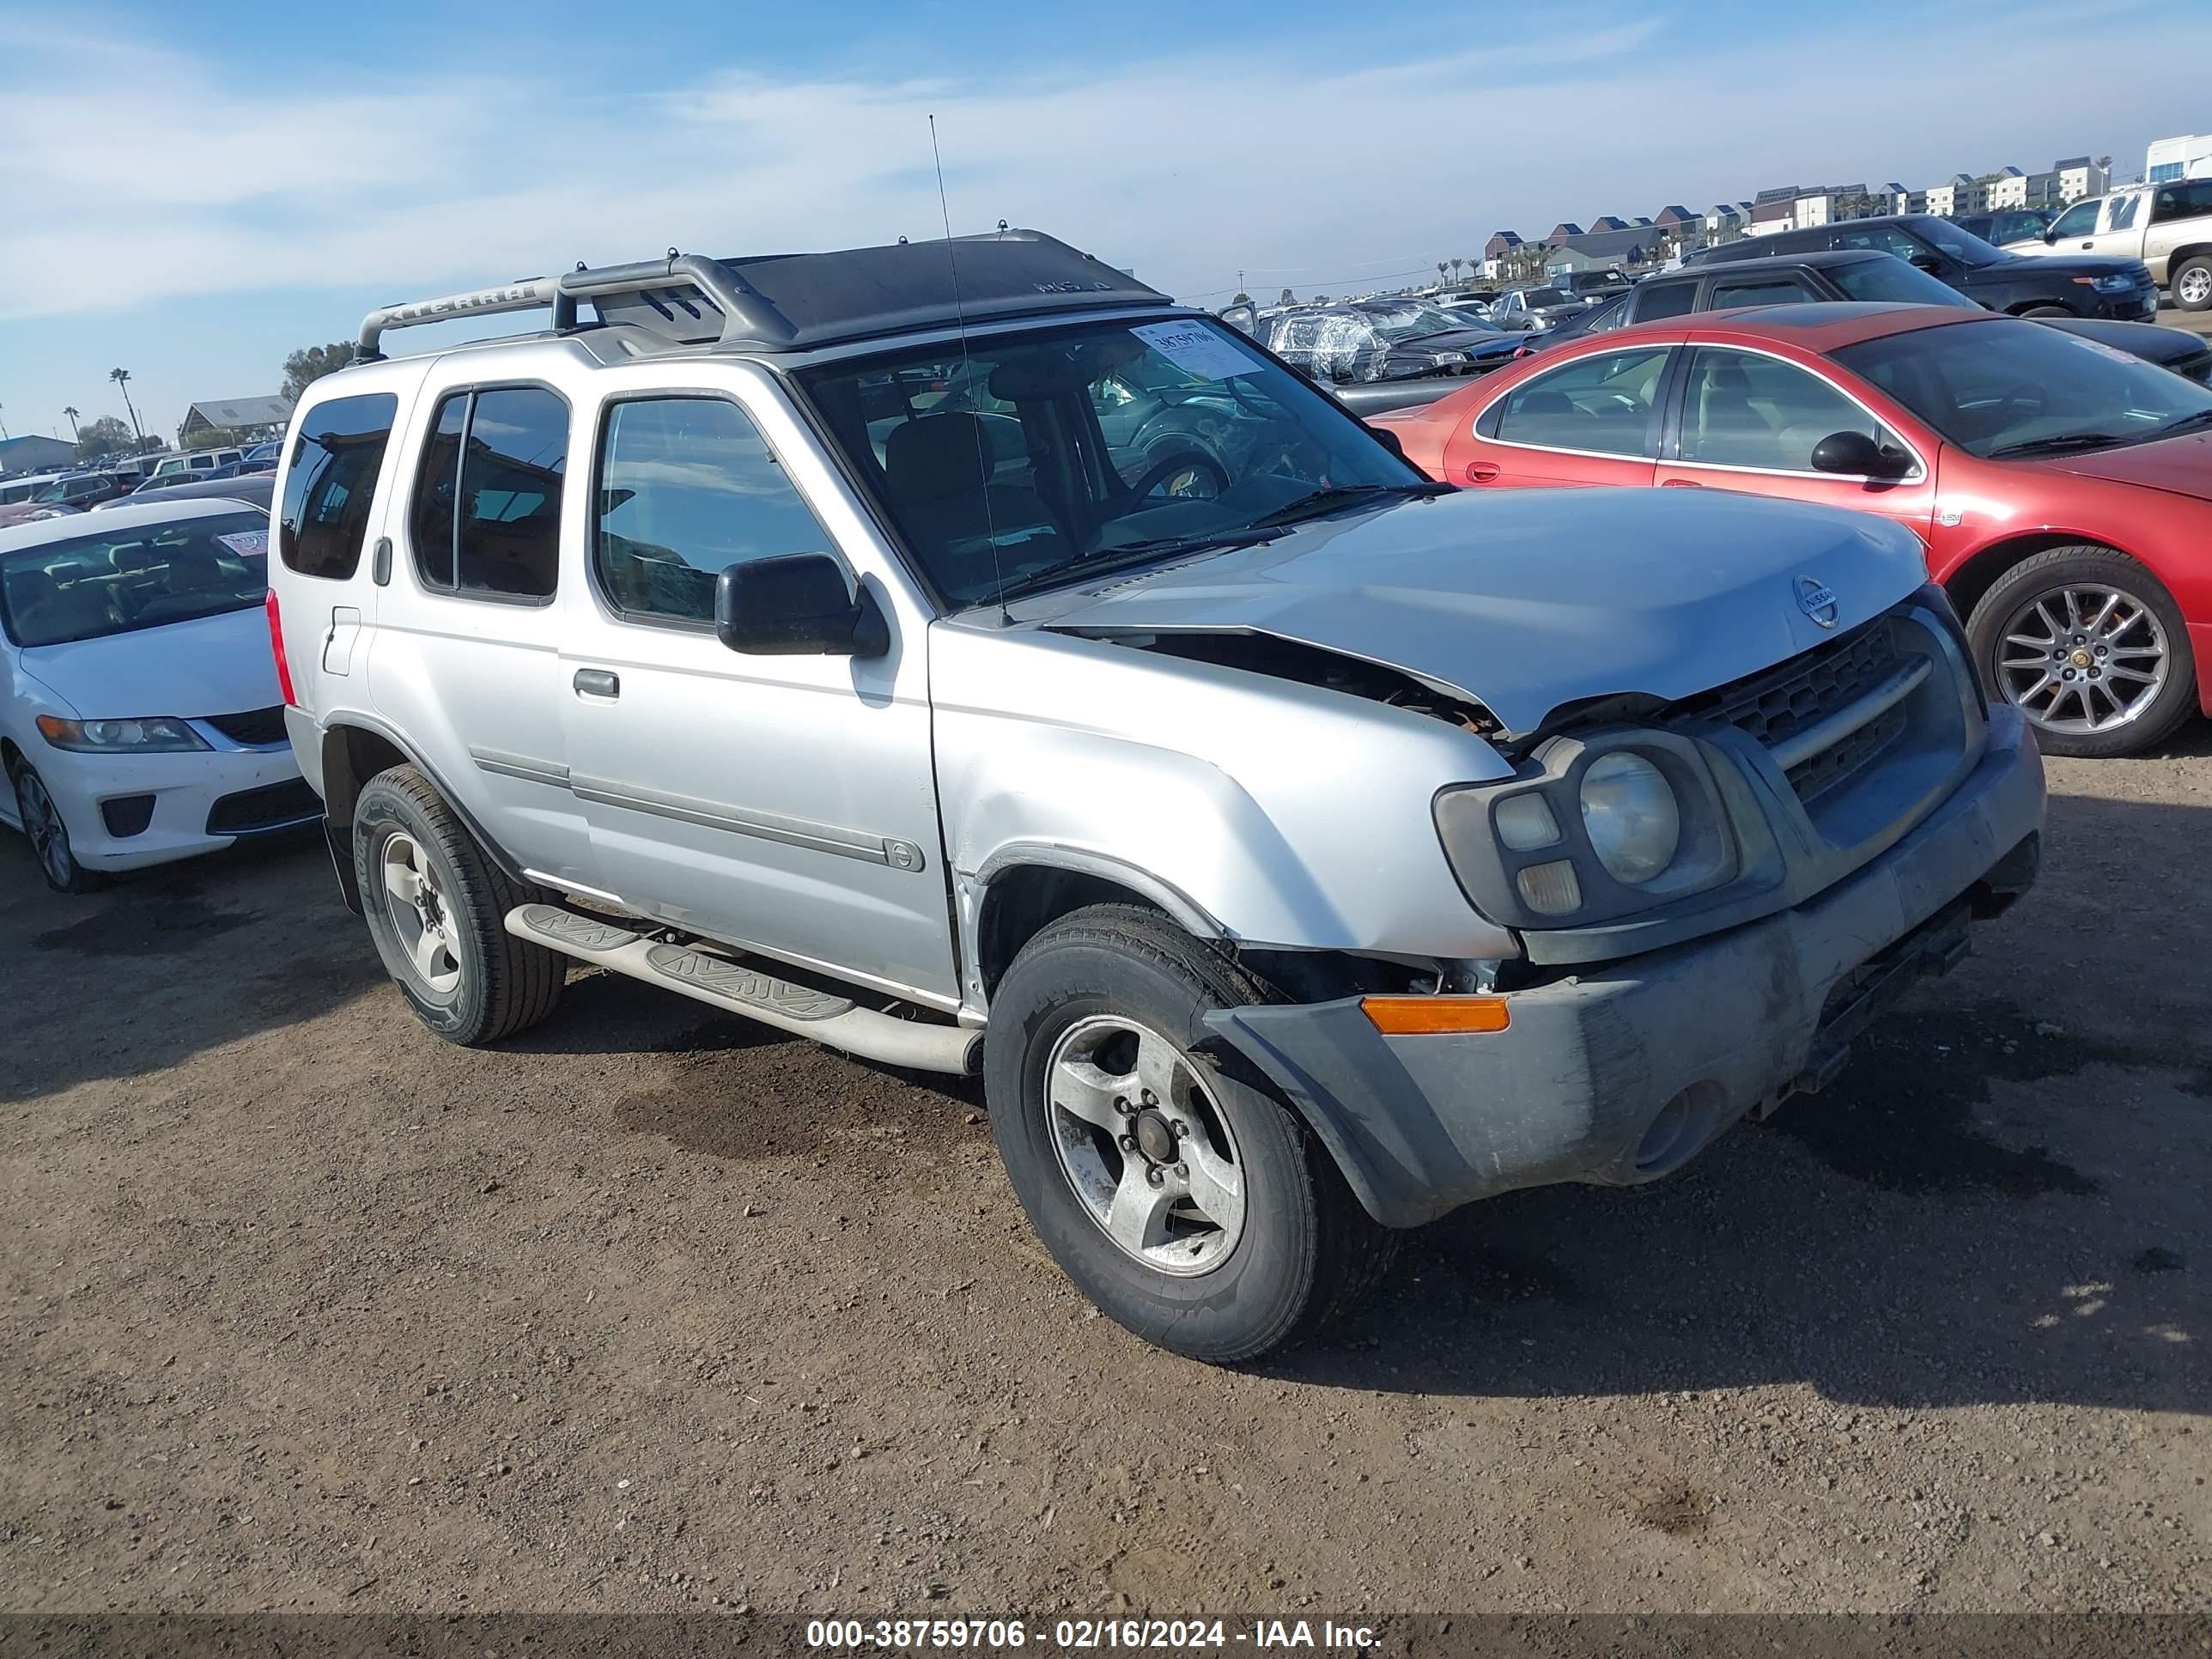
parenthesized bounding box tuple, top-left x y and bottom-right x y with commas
(1, 511, 267, 647)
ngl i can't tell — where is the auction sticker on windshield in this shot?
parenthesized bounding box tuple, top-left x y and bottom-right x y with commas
(1132, 321, 1257, 381)
(216, 531, 268, 559)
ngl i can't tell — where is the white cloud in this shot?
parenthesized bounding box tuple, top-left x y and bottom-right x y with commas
(0, 5, 2206, 325)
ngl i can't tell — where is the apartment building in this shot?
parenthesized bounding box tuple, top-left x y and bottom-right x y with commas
(2147, 135, 2212, 184)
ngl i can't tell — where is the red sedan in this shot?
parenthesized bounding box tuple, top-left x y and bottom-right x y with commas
(1372, 302, 2212, 757)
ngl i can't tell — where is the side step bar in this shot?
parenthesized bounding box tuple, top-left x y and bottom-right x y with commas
(505, 904, 981, 1076)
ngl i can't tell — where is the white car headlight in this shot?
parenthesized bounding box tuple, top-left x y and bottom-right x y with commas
(35, 714, 210, 754)
(1578, 752, 1680, 884)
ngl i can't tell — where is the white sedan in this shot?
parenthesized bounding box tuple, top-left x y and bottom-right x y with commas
(1, 498, 313, 893)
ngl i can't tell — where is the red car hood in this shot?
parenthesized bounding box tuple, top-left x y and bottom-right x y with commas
(2035, 431, 2212, 500)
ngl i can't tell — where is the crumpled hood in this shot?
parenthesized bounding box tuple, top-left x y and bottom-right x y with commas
(2033, 430, 2212, 501)
(20, 605, 280, 720)
(1037, 487, 1928, 736)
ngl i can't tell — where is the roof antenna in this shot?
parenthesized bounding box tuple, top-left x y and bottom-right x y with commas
(930, 113, 1010, 625)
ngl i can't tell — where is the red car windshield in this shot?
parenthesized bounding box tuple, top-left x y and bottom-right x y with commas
(1834, 318, 2212, 459)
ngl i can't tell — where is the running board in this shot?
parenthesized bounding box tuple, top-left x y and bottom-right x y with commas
(505, 903, 981, 1075)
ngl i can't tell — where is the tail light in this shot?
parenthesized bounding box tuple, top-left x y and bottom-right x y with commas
(266, 589, 298, 707)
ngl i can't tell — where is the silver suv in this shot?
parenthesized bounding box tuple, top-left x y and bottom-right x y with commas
(269, 232, 2045, 1362)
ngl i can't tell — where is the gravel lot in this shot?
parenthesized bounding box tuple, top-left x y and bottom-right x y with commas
(1, 732, 2206, 1620)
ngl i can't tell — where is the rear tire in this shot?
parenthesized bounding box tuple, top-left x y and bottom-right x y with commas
(1964, 545, 2197, 758)
(984, 903, 1398, 1363)
(2020, 304, 2074, 319)
(353, 764, 563, 1044)
(2172, 256, 2212, 313)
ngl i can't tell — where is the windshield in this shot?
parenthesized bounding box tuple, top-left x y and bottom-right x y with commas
(1834, 318, 2212, 459)
(0, 510, 267, 647)
(795, 315, 1425, 607)
(1908, 216, 2007, 268)
(1523, 288, 1575, 309)
(1826, 255, 1978, 308)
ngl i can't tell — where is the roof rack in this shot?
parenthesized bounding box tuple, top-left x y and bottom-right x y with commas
(356, 230, 1171, 363)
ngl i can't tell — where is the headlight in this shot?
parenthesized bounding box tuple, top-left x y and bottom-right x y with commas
(35, 714, 210, 754)
(1578, 752, 1680, 884)
(1432, 730, 1736, 933)
(2089, 273, 2135, 293)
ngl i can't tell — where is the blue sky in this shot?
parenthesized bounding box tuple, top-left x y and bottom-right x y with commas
(3, 0, 2207, 447)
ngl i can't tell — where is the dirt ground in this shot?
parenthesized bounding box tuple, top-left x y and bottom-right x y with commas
(1, 734, 2206, 1621)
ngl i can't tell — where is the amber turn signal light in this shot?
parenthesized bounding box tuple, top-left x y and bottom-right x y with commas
(1359, 996, 1510, 1035)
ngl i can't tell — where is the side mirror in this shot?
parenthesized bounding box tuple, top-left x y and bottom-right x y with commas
(1810, 430, 1911, 480)
(1909, 253, 1945, 276)
(714, 553, 889, 657)
(1366, 423, 1407, 460)
(1219, 302, 1259, 337)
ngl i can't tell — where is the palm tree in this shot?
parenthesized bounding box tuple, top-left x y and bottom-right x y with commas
(1436, 261, 1448, 284)
(109, 368, 143, 449)
(63, 406, 79, 439)
(1449, 258, 1465, 281)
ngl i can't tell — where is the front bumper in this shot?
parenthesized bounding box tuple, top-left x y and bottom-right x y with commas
(1206, 705, 2045, 1228)
(32, 739, 313, 872)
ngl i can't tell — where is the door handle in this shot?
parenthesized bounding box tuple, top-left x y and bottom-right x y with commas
(573, 669, 620, 699)
(1661, 478, 1703, 488)
(1464, 462, 1501, 483)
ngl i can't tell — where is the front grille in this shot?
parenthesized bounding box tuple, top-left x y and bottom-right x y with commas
(202, 705, 288, 747)
(1679, 618, 1909, 801)
(205, 779, 320, 836)
(1787, 702, 1910, 801)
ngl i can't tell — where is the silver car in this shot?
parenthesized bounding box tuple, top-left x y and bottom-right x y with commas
(1486, 284, 1592, 331)
(270, 233, 2044, 1363)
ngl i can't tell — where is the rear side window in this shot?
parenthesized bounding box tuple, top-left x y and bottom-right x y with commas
(408, 386, 568, 600)
(1709, 275, 1820, 309)
(594, 397, 835, 625)
(1488, 347, 1671, 456)
(279, 392, 398, 580)
(1630, 282, 1698, 322)
(2153, 180, 2212, 225)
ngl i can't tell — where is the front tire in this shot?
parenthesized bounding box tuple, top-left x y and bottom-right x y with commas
(984, 903, 1397, 1363)
(2019, 304, 2074, 319)
(353, 764, 563, 1044)
(9, 761, 103, 895)
(2172, 256, 2212, 313)
(1965, 546, 2197, 758)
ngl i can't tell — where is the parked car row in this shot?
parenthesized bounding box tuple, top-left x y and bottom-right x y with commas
(1523, 248, 2212, 381)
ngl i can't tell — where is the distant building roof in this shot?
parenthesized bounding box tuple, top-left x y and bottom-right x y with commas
(1547, 222, 1585, 240)
(1709, 202, 1741, 217)
(1545, 226, 1659, 263)
(1630, 215, 1654, 227)
(2055, 155, 2091, 169)
(182, 395, 293, 433)
(1881, 182, 1908, 195)
(1587, 215, 1628, 232)
(1654, 205, 1695, 225)
(1485, 229, 1523, 257)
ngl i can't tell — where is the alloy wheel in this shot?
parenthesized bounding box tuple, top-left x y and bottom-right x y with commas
(2179, 265, 2212, 307)
(379, 830, 464, 996)
(15, 769, 76, 889)
(1996, 584, 2169, 736)
(1044, 1013, 1247, 1277)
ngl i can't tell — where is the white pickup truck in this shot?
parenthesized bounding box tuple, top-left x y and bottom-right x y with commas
(2008, 179, 2212, 311)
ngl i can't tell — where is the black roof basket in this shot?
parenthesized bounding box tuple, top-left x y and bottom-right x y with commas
(356, 230, 1170, 362)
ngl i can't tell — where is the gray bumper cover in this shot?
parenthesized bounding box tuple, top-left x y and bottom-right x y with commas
(1206, 706, 2045, 1228)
